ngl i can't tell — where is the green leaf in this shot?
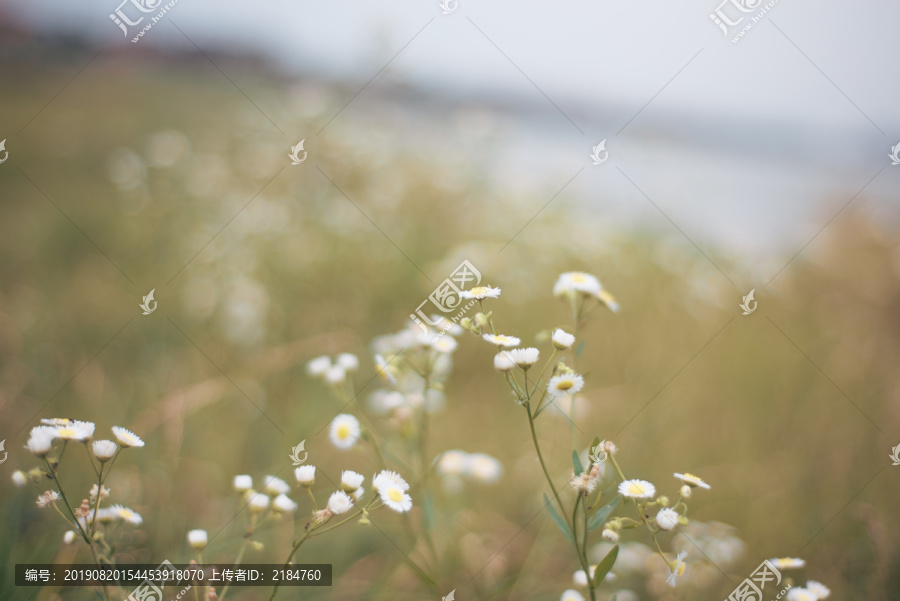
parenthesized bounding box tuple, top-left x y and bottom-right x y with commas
(543, 494, 573, 542)
(588, 496, 619, 530)
(572, 449, 584, 476)
(575, 339, 586, 359)
(592, 544, 618, 587)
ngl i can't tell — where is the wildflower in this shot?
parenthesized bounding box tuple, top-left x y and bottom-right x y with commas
(601, 528, 619, 543)
(596, 289, 620, 312)
(547, 373, 584, 399)
(111, 426, 145, 448)
(507, 347, 540, 368)
(336, 353, 359, 372)
(92, 440, 118, 461)
(324, 365, 346, 385)
(374, 354, 397, 385)
(460, 286, 501, 300)
(26, 426, 57, 456)
(110, 505, 143, 525)
(560, 589, 585, 601)
(378, 480, 413, 513)
(295, 465, 316, 487)
(55, 421, 96, 441)
(429, 315, 464, 335)
(786, 588, 818, 601)
(769, 557, 806, 570)
(493, 351, 516, 372)
(63, 530, 77, 544)
(327, 491, 354, 515)
(351, 486, 365, 501)
(272, 494, 298, 513)
(467, 453, 503, 484)
(187, 529, 208, 550)
(673, 472, 710, 490)
(11, 471, 27, 487)
(306, 355, 331, 377)
(89, 485, 111, 502)
(262, 475, 290, 496)
(618, 479, 656, 500)
(248, 493, 270, 513)
(373, 470, 410, 493)
(432, 336, 458, 353)
(36, 490, 60, 508)
(666, 551, 687, 587)
(552, 328, 576, 350)
(482, 333, 521, 348)
(438, 450, 469, 476)
(42, 418, 75, 426)
(329, 414, 361, 449)
(569, 472, 597, 495)
(656, 508, 679, 531)
(233, 475, 253, 492)
(679, 485, 691, 498)
(805, 581, 830, 599)
(554, 272, 602, 297)
(341, 470, 364, 493)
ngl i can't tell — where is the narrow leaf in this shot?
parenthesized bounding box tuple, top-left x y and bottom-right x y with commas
(592, 544, 618, 587)
(543, 494, 573, 542)
(588, 496, 619, 530)
(572, 449, 584, 476)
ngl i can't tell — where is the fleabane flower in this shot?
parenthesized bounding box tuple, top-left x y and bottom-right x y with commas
(36, 490, 60, 508)
(460, 286, 501, 300)
(786, 588, 818, 601)
(110, 505, 143, 525)
(431, 336, 457, 353)
(111, 426, 144, 448)
(90, 485, 110, 502)
(55, 421, 95, 441)
(547, 374, 584, 399)
(482, 333, 521, 348)
(374, 355, 397, 385)
(618, 479, 656, 500)
(327, 491, 354, 515)
(769, 557, 805, 570)
(554, 272, 602, 297)
(438, 450, 469, 476)
(273, 494, 298, 513)
(233, 475, 253, 492)
(377, 479, 413, 513)
(560, 589, 585, 601)
(324, 365, 346, 385)
(596, 288, 620, 313)
(373, 470, 410, 493)
(11, 471, 27, 487)
(187, 529, 208, 550)
(336, 353, 359, 372)
(673, 472, 710, 489)
(295, 465, 316, 487)
(262, 475, 290, 496)
(656, 508, 679, 531)
(552, 328, 576, 350)
(248, 492, 270, 513)
(329, 414, 361, 449)
(306, 355, 331, 377)
(341, 470, 364, 493)
(466, 453, 503, 484)
(666, 551, 687, 587)
(91, 440, 118, 461)
(507, 347, 540, 368)
(570, 472, 597, 495)
(27, 426, 57, 456)
(805, 581, 830, 599)
(493, 351, 516, 372)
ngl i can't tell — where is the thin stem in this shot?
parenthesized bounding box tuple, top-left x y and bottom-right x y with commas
(524, 401, 566, 520)
(268, 528, 314, 601)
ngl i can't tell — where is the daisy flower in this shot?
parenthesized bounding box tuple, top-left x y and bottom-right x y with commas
(618, 479, 656, 500)
(336, 353, 359, 372)
(553, 272, 602, 297)
(805, 581, 830, 599)
(233, 475, 253, 492)
(26, 427, 57, 456)
(551, 328, 576, 350)
(351, 487, 365, 502)
(507, 347, 540, 368)
(111, 426, 144, 448)
(482, 333, 521, 348)
(187, 529, 208, 550)
(377, 479, 413, 513)
(327, 491, 354, 515)
(656, 508, 679, 531)
(341, 470, 364, 493)
(373, 470, 410, 493)
(306, 355, 331, 377)
(324, 365, 346, 385)
(547, 373, 584, 399)
(55, 421, 95, 441)
(89, 485, 110, 502)
(36, 490, 60, 508)
(466, 453, 503, 484)
(41, 418, 75, 426)
(673, 472, 710, 489)
(329, 414, 361, 449)
(295, 465, 316, 487)
(666, 551, 687, 587)
(786, 588, 818, 601)
(430, 315, 464, 335)
(769, 557, 805, 570)
(493, 351, 516, 372)
(601, 528, 619, 542)
(273, 494, 298, 513)
(431, 336, 457, 353)
(460, 286, 501, 300)
(91, 440, 118, 461)
(248, 493, 269, 513)
(597, 288, 620, 313)
(438, 450, 469, 477)
(110, 505, 143, 525)
(560, 589, 585, 601)
(11, 471, 27, 487)
(262, 475, 290, 496)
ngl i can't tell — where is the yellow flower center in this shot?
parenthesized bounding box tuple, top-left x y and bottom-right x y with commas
(571, 274, 586, 283)
(556, 380, 575, 391)
(626, 483, 646, 496)
(470, 287, 487, 296)
(57, 428, 77, 438)
(387, 488, 403, 503)
(337, 425, 351, 440)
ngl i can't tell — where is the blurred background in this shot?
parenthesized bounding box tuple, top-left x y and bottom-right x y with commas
(0, 0, 898, 599)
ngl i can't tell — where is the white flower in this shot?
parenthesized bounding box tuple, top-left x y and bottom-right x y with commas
(554, 272, 602, 297)
(336, 353, 359, 372)
(570, 473, 598, 495)
(351, 486, 365, 501)
(341, 470, 364, 493)
(482, 333, 521, 348)
(618, 479, 656, 500)
(656, 508, 679, 531)
(560, 589, 585, 601)
(377, 480, 413, 513)
(11, 470, 27, 487)
(429, 315, 464, 336)
(187, 529, 208, 550)
(327, 491, 354, 515)
(273, 494, 298, 513)
(438, 450, 469, 476)
(597, 288, 620, 313)
(63, 530, 77, 544)
(110, 505, 143, 525)
(306, 355, 331, 377)
(431, 336, 458, 353)
(55, 421, 96, 441)
(324, 365, 346, 385)
(329, 414, 361, 449)
(90, 484, 110, 501)
(111, 426, 145, 448)
(374, 354, 397, 385)
(466, 453, 503, 484)
(233, 475, 253, 492)
(547, 374, 584, 399)
(295, 465, 316, 487)
(262, 475, 290, 496)
(36, 490, 60, 508)
(673, 472, 710, 489)
(27, 427, 56, 456)
(460, 286, 501, 300)
(573, 566, 605, 587)
(248, 492, 270, 513)
(493, 351, 516, 372)
(552, 328, 576, 350)
(805, 581, 830, 599)
(666, 551, 687, 587)
(41, 418, 75, 426)
(787, 588, 819, 601)
(601, 528, 619, 542)
(507, 347, 540, 368)
(373, 470, 410, 493)
(769, 557, 806, 569)
(91, 440, 118, 461)
(680, 484, 692, 499)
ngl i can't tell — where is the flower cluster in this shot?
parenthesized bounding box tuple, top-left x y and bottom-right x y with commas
(437, 449, 503, 488)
